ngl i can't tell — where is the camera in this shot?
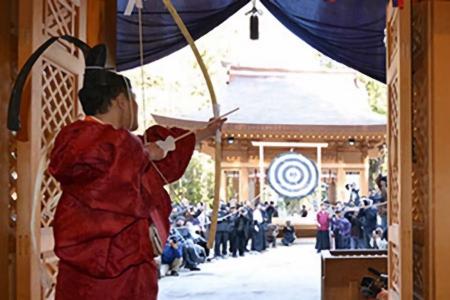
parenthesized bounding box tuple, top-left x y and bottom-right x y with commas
(360, 268, 388, 298)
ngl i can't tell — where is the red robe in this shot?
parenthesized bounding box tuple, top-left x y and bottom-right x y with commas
(49, 119, 195, 300)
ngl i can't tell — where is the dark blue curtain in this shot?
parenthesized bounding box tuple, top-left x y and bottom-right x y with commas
(116, 0, 250, 71)
(260, 0, 387, 82)
(117, 0, 387, 82)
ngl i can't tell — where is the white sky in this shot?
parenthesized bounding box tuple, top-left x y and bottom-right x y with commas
(139, 3, 343, 75)
(121, 3, 361, 128)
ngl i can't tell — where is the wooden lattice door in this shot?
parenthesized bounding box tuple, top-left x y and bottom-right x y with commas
(386, 1, 413, 299)
(15, 1, 86, 299)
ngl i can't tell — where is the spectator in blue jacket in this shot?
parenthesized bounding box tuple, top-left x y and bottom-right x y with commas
(335, 210, 352, 249)
(161, 238, 183, 277)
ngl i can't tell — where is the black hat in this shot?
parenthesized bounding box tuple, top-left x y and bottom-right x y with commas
(8, 35, 129, 132)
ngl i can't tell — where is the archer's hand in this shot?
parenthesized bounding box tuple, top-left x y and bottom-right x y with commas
(195, 118, 226, 142)
(145, 142, 166, 161)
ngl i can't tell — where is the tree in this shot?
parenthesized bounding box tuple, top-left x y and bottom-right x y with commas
(357, 74, 387, 115)
(169, 151, 214, 205)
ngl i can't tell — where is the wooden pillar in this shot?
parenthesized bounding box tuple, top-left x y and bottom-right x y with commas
(386, 1, 413, 298)
(430, 5, 450, 298)
(336, 159, 346, 202)
(316, 146, 322, 201)
(248, 175, 256, 204)
(87, 0, 117, 66)
(239, 168, 249, 203)
(0, 1, 16, 299)
(258, 145, 265, 202)
(15, 1, 42, 298)
(220, 169, 227, 201)
(360, 149, 370, 196)
(410, 1, 450, 298)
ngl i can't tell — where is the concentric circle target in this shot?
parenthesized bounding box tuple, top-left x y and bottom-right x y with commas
(267, 152, 319, 198)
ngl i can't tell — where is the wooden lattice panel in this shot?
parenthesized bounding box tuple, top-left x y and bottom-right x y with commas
(389, 243, 401, 294)
(411, 5, 427, 227)
(42, 0, 80, 55)
(387, 9, 399, 66)
(388, 77, 400, 225)
(40, 59, 77, 228)
(42, 254, 58, 300)
(411, 5, 428, 299)
(413, 244, 425, 299)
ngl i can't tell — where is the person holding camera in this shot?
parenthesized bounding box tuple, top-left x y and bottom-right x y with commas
(346, 183, 361, 206)
(231, 207, 251, 257)
(281, 220, 296, 246)
(370, 227, 388, 250)
(358, 199, 378, 248)
(160, 238, 183, 277)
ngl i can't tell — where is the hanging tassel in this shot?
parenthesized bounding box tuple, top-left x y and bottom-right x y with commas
(250, 14, 259, 40)
(246, 0, 261, 40)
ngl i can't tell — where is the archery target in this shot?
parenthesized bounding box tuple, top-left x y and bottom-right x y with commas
(267, 152, 319, 198)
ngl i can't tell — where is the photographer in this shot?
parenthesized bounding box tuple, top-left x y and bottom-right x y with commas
(232, 207, 251, 257)
(214, 204, 231, 258)
(281, 220, 296, 246)
(370, 227, 388, 250)
(346, 183, 361, 207)
(358, 199, 378, 248)
(265, 201, 278, 224)
(251, 203, 266, 252)
(160, 238, 183, 277)
(375, 175, 388, 230)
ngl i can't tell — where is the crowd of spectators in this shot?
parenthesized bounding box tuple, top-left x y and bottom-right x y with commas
(157, 199, 297, 277)
(316, 175, 389, 252)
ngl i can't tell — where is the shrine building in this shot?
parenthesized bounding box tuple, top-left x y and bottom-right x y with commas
(153, 65, 387, 203)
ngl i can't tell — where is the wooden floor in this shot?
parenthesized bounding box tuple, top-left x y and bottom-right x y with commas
(158, 238, 321, 300)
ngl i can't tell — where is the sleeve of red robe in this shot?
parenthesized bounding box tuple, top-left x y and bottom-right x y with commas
(141, 125, 196, 184)
(140, 125, 196, 243)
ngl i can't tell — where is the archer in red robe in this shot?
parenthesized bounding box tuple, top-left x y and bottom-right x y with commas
(8, 40, 224, 299)
(49, 119, 197, 299)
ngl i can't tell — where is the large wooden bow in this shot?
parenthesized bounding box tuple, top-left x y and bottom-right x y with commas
(162, 0, 222, 249)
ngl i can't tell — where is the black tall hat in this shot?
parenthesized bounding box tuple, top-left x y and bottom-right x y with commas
(7, 35, 120, 132)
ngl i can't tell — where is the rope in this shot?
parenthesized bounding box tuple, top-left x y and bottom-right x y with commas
(138, 5, 148, 128)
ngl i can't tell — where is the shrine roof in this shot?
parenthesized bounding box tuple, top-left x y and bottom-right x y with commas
(153, 69, 386, 131)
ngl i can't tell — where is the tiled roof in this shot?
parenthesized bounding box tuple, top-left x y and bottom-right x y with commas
(154, 70, 386, 127)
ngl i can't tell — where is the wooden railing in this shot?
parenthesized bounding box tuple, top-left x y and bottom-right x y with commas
(321, 250, 387, 300)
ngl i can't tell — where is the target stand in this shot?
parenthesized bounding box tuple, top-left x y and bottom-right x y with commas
(252, 141, 328, 201)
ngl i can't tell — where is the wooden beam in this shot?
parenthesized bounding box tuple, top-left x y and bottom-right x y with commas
(0, 1, 16, 298)
(87, 0, 117, 67)
(251, 141, 329, 148)
(428, 3, 450, 298)
(16, 0, 41, 297)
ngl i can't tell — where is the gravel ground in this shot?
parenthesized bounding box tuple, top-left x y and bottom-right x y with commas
(158, 238, 321, 300)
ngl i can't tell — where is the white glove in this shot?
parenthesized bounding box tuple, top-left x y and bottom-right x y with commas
(155, 136, 176, 157)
